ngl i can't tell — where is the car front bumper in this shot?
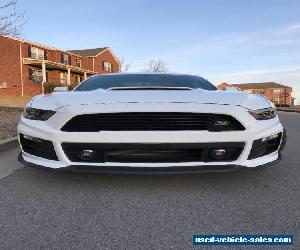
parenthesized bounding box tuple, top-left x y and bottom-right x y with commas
(17, 103, 285, 173)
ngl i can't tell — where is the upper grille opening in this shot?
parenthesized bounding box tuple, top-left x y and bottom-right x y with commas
(61, 112, 245, 132)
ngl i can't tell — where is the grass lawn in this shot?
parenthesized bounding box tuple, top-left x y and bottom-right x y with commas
(0, 96, 32, 108)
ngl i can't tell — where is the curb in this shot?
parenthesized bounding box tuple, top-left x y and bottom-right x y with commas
(0, 136, 19, 153)
(277, 108, 300, 113)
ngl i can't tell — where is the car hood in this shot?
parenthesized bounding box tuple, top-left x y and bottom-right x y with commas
(29, 89, 272, 111)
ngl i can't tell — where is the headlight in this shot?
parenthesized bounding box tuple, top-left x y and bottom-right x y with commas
(249, 107, 277, 120)
(23, 108, 56, 121)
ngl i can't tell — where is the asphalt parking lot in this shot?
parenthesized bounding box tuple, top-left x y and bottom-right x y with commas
(0, 112, 299, 249)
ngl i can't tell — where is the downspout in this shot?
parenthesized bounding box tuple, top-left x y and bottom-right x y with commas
(19, 43, 24, 96)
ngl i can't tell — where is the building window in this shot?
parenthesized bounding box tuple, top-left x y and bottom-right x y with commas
(76, 75, 83, 83)
(60, 72, 68, 84)
(252, 89, 265, 95)
(61, 54, 70, 65)
(29, 46, 45, 60)
(273, 89, 283, 95)
(103, 61, 113, 72)
(29, 69, 43, 83)
(76, 58, 81, 67)
(274, 97, 280, 103)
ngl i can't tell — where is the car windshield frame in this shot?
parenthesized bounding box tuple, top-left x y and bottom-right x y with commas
(74, 74, 217, 91)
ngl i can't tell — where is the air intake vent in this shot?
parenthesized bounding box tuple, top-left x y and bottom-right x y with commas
(19, 134, 58, 161)
(62, 142, 245, 163)
(61, 112, 245, 132)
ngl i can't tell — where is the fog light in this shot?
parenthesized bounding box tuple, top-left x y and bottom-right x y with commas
(77, 149, 96, 161)
(210, 149, 228, 160)
(261, 133, 279, 142)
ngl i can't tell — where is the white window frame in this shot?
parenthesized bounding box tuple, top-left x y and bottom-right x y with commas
(76, 58, 81, 68)
(31, 47, 45, 60)
(31, 69, 43, 82)
(103, 61, 112, 72)
(252, 89, 264, 95)
(274, 97, 280, 103)
(62, 54, 69, 65)
(60, 72, 68, 84)
(76, 75, 82, 83)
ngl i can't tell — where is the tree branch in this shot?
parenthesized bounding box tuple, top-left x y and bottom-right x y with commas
(0, 0, 25, 36)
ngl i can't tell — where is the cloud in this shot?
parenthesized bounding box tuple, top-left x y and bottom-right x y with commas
(128, 23, 300, 104)
(132, 22, 300, 73)
(277, 23, 300, 33)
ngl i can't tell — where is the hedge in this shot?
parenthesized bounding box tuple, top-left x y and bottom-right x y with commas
(44, 83, 78, 93)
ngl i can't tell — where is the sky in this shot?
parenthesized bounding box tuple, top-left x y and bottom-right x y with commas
(16, 0, 300, 103)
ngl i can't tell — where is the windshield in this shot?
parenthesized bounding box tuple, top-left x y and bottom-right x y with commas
(75, 74, 217, 91)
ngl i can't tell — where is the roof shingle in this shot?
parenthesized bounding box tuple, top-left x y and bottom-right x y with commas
(67, 47, 108, 57)
(232, 82, 292, 90)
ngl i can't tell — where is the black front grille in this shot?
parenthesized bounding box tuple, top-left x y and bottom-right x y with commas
(62, 142, 245, 163)
(20, 134, 58, 161)
(61, 112, 245, 132)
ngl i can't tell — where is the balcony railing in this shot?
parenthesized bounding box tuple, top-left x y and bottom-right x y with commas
(23, 58, 95, 75)
(27, 77, 80, 86)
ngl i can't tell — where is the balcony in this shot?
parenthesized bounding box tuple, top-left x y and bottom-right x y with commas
(23, 58, 95, 76)
(23, 58, 95, 87)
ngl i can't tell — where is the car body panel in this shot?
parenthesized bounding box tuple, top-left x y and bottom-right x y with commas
(29, 88, 271, 111)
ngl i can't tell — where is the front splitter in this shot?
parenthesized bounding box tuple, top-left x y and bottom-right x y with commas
(18, 152, 282, 174)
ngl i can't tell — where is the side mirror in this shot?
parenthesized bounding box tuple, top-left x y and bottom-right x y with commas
(54, 86, 68, 92)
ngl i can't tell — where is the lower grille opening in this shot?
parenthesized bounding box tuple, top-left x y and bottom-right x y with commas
(62, 143, 244, 163)
(20, 134, 58, 161)
(248, 133, 282, 160)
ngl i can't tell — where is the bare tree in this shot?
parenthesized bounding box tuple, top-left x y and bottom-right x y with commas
(0, 0, 25, 36)
(119, 57, 131, 72)
(144, 59, 168, 73)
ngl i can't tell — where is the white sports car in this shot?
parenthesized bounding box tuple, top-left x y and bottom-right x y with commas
(18, 73, 286, 173)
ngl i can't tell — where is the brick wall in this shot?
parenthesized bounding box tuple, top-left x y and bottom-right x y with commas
(94, 49, 120, 74)
(264, 88, 292, 106)
(216, 83, 229, 90)
(0, 36, 22, 96)
(1, 36, 120, 97)
(217, 82, 293, 107)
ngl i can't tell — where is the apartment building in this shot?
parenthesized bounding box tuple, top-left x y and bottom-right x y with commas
(0, 35, 120, 96)
(217, 82, 293, 107)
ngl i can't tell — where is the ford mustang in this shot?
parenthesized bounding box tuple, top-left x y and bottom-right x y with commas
(17, 73, 286, 173)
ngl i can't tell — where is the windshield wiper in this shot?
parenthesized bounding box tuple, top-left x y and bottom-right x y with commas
(107, 86, 193, 91)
